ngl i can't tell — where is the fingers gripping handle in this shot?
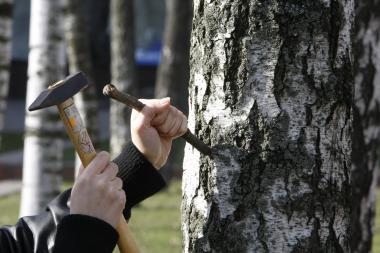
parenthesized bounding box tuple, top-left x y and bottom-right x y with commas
(57, 98, 140, 253)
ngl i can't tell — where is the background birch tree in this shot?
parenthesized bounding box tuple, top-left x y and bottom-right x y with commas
(0, 0, 13, 148)
(182, 1, 354, 252)
(109, 0, 137, 157)
(63, 0, 99, 173)
(20, 0, 65, 217)
(154, 0, 192, 181)
(351, 0, 380, 252)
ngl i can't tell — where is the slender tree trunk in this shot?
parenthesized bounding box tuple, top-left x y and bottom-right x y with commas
(20, 0, 65, 217)
(109, 0, 136, 157)
(87, 0, 110, 86)
(182, 1, 354, 252)
(154, 0, 192, 181)
(351, 0, 380, 252)
(155, 0, 192, 109)
(0, 0, 13, 147)
(63, 0, 99, 173)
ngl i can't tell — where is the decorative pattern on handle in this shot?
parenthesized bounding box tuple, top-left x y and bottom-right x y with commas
(58, 98, 96, 166)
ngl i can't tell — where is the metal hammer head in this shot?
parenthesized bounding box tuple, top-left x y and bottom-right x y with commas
(28, 72, 88, 111)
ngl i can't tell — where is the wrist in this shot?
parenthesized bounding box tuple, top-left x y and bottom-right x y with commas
(131, 139, 160, 169)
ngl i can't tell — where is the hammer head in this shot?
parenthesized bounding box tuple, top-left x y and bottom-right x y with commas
(29, 72, 88, 111)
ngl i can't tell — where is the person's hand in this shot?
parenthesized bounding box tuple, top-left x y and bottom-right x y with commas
(70, 152, 126, 228)
(131, 98, 188, 169)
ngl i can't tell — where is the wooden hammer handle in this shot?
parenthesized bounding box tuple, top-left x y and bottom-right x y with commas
(103, 84, 212, 156)
(57, 98, 139, 253)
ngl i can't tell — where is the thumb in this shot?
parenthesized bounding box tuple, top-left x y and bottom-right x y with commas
(135, 98, 171, 128)
(146, 97, 171, 114)
(76, 165, 85, 179)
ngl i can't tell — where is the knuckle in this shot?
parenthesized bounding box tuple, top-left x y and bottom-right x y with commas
(96, 179, 107, 192)
(168, 126, 177, 136)
(162, 128, 171, 135)
(109, 162, 119, 174)
(116, 178, 123, 188)
(143, 106, 155, 118)
(106, 186, 117, 200)
(182, 113, 187, 122)
(135, 120, 147, 132)
(159, 125, 170, 135)
(119, 191, 127, 206)
(110, 191, 118, 201)
(79, 174, 91, 185)
(98, 151, 110, 161)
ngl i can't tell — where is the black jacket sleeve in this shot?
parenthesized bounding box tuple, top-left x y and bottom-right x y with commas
(53, 215, 118, 253)
(0, 142, 166, 253)
(114, 141, 166, 219)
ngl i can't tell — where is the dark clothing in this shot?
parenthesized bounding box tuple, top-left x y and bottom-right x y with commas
(0, 142, 166, 253)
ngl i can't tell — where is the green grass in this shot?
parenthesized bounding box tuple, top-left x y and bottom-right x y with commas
(0, 194, 20, 225)
(0, 181, 182, 253)
(0, 133, 24, 153)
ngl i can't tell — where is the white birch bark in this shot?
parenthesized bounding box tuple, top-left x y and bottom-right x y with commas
(351, 0, 380, 252)
(0, 0, 13, 146)
(109, 0, 136, 157)
(182, 0, 354, 252)
(20, 0, 65, 217)
(63, 0, 99, 174)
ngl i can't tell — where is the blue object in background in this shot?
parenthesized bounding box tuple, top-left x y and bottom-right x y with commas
(135, 42, 162, 66)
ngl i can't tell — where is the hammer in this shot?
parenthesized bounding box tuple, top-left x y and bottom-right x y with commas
(29, 72, 139, 253)
(103, 84, 212, 156)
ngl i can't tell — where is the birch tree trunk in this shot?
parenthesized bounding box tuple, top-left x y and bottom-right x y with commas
(0, 0, 12, 147)
(351, 0, 380, 252)
(63, 0, 99, 173)
(20, 0, 65, 217)
(182, 1, 354, 252)
(155, 0, 192, 108)
(154, 0, 192, 181)
(87, 0, 110, 86)
(109, 0, 136, 157)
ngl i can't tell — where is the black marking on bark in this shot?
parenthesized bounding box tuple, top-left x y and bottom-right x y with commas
(273, 40, 287, 107)
(290, 217, 323, 253)
(202, 72, 211, 111)
(326, 209, 345, 253)
(325, 101, 338, 125)
(257, 211, 270, 253)
(313, 127, 324, 210)
(197, 0, 204, 16)
(305, 105, 313, 126)
(0, 35, 10, 43)
(223, 0, 249, 108)
(50, 33, 64, 43)
(0, 3, 12, 17)
(0, 64, 10, 71)
(328, 0, 343, 67)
